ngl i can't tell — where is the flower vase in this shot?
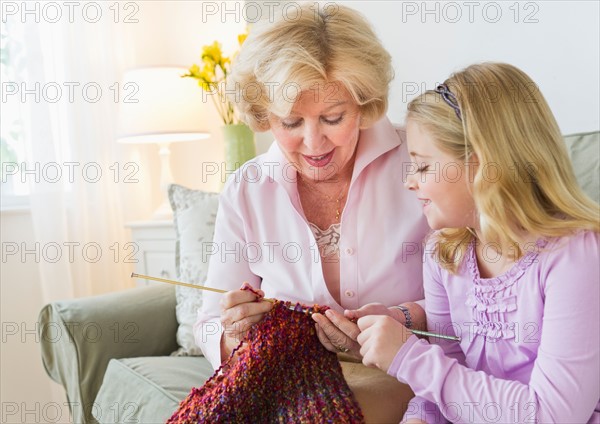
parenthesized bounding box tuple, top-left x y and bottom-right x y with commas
(222, 124, 256, 173)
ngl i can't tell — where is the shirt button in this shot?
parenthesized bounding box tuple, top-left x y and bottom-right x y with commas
(345, 247, 354, 255)
(345, 290, 355, 298)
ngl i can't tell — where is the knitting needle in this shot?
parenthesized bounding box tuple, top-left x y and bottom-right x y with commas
(132, 272, 229, 294)
(131, 273, 461, 341)
(409, 329, 460, 342)
(131, 273, 315, 313)
(131, 273, 290, 308)
(345, 317, 461, 341)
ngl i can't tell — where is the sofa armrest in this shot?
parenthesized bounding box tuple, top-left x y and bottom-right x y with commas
(39, 284, 178, 423)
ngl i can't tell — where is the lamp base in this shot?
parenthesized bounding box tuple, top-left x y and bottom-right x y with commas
(152, 200, 173, 220)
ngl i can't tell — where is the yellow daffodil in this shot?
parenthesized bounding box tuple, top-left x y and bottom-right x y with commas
(202, 41, 223, 66)
(183, 30, 249, 124)
(188, 64, 201, 78)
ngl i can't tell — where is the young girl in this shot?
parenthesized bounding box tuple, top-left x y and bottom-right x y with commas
(353, 63, 600, 423)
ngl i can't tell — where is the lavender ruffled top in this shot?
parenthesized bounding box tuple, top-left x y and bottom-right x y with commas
(390, 230, 600, 423)
(464, 239, 547, 341)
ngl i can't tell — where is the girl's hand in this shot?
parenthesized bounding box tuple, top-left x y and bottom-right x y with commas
(219, 282, 273, 359)
(347, 302, 425, 329)
(345, 302, 400, 321)
(312, 309, 361, 359)
(357, 315, 412, 372)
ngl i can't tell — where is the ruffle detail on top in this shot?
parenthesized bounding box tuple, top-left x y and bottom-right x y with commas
(465, 239, 546, 340)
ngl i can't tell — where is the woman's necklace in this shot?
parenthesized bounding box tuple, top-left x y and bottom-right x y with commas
(298, 176, 350, 222)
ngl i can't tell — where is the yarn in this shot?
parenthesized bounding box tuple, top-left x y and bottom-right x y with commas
(167, 297, 364, 423)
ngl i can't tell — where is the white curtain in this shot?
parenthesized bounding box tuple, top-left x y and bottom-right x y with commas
(7, 13, 145, 302)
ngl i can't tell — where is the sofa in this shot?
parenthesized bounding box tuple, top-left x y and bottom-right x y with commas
(39, 131, 599, 423)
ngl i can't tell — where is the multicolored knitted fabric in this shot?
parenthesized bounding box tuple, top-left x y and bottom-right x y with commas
(167, 298, 364, 423)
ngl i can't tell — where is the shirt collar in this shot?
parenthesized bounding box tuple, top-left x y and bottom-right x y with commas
(351, 117, 402, 183)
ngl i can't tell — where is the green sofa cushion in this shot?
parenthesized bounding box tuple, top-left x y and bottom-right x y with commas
(38, 285, 179, 423)
(93, 356, 213, 423)
(564, 131, 599, 203)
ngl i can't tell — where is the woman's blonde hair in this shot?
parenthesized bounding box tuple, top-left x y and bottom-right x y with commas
(227, 3, 393, 131)
(407, 62, 599, 272)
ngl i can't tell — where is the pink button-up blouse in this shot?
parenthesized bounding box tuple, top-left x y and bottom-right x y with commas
(195, 117, 430, 369)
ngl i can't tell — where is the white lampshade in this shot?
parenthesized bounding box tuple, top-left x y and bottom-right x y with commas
(116, 66, 210, 220)
(117, 66, 210, 143)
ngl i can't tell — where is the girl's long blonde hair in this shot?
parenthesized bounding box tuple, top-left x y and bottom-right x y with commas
(407, 63, 599, 273)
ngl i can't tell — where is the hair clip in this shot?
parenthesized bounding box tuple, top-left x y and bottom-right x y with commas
(434, 84, 462, 121)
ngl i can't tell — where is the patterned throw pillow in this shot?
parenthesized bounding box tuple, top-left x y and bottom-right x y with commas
(168, 184, 220, 356)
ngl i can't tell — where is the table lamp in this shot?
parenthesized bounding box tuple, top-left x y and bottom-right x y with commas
(117, 66, 210, 219)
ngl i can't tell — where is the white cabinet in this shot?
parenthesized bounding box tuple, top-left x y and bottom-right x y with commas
(126, 220, 177, 287)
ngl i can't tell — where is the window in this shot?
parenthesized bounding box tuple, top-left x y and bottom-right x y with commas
(1, 20, 29, 207)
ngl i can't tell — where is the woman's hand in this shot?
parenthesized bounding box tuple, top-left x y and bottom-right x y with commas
(219, 282, 273, 360)
(312, 309, 361, 359)
(357, 315, 412, 373)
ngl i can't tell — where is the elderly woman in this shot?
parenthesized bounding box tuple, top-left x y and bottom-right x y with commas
(194, 4, 429, 420)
